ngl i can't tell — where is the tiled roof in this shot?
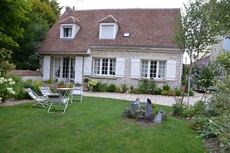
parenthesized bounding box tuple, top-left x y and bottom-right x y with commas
(59, 16, 81, 26)
(98, 15, 118, 23)
(8, 70, 42, 76)
(37, 8, 180, 53)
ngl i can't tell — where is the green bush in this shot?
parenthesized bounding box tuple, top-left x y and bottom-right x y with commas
(172, 102, 184, 116)
(121, 84, 128, 93)
(189, 90, 194, 96)
(130, 89, 142, 94)
(129, 85, 134, 91)
(8, 75, 25, 100)
(154, 87, 162, 95)
(175, 90, 181, 96)
(108, 84, 116, 92)
(161, 90, 168, 95)
(93, 82, 108, 92)
(163, 84, 170, 91)
(138, 79, 156, 94)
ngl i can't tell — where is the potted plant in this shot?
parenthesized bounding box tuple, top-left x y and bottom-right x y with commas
(57, 81, 67, 88)
(123, 108, 130, 117)
(83, 78, 89, 91)
(135, 109, 144, 117)
(180, 80, 186, 92)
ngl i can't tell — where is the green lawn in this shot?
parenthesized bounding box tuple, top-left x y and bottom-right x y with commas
(0, 97, 207, 153)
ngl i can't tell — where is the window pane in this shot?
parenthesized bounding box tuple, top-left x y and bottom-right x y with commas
(62, 57, 69, 78)
(70, 58, 75, 79)
(109, 59, 116, 75)
(141, 60, 148, 77)
(150, 61, 157, 79)
(63, 27, 72, 37)
(102, 59, 108, 74)
(94, 58, 100, 74)
(54, 57, 61, 78)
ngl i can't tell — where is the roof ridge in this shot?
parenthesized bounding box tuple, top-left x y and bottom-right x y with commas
(71, 8, 180, 12)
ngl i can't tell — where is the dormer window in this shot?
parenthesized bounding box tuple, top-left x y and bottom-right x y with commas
(59, 16, 81, 39)
(98, 15, 119, 40)
(99, 23, 118, 39)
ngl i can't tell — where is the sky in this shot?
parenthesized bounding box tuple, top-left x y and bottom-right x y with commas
(57, 0, 189, 13)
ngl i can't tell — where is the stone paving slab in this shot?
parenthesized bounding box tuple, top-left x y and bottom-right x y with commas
(84, 91, 207, 106)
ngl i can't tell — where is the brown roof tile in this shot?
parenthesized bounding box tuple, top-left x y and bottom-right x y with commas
(37, 8, 180, 53)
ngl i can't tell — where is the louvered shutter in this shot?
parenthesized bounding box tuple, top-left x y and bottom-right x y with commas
(115, 58, 125, 77)
(83, 57, 92, 76)
(42, 56, 50, 81)
(75, 57, 83, 84)
(166, 60, 176, 80)
(131, 59, 140, 78)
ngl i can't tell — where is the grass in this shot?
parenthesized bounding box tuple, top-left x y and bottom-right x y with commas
(0, 97, 207, 153)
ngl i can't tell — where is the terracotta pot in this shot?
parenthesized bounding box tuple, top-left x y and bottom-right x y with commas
(180, 85, 185, 92)
(58, 84, 67, 88)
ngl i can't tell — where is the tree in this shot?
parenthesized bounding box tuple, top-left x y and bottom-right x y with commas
(0, 48, 15, 76)
(0, 0, 30, 48)
(208, 0, 230, 37)
(10, 0, 62, 70)
(171, 0, 218, 105)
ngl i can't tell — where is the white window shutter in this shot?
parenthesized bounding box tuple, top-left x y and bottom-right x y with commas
(101, 25, 114, 39)
(115, 58, 125, 77)
(84, 57, 92, 76)
(166, 60, 176, 81)
(75, 56, 83, 84)
(131, 59, 140, 78)
(42, 56, 51, 81)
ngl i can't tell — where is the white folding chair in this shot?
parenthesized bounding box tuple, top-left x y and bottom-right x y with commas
(70, 87, 83, 103)
(25, 88, 49, 108)
(39, 86, 57, 96)
(47, 94, 69, 114)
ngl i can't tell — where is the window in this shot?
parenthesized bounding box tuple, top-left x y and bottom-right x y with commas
(93, 58, 116, 76)
(63, 27, 72, 37)
(100, 25, 114, 39)
(99, 23, 119, 39)
(141, 60, 166, 79)
(60, 25, 74, 39)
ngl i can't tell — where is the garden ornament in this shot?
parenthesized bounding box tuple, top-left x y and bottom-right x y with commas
(145, 98, 153, 116)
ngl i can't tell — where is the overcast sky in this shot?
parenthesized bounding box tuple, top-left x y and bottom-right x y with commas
(57, 0, 189, 13)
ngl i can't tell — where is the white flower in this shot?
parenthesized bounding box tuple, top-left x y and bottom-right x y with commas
(209, 120, 213, 123)
(8, 78, 12, 82)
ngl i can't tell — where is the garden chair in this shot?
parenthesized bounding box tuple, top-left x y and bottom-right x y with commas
(47, 94, 69, 114)
(25, 88, 49, 108)
(39, 86, 57, 96)
(70, 87, 83, 103)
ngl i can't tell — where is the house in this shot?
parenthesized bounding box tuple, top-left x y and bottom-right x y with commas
(36, 7, 182, 89)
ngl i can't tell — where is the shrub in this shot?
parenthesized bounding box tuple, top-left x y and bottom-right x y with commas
(84, 78, 89, 82)
(138, 79, 156, 94)
(9, 75, 25, 100)
(129, 85, 134, 91)
(0, 76, 16, 102)
(154, 87, 162, 95)
(175, 90, 181, 96)
(88, 79, 98, 88)
(189, 90, 194, 96)
(172, 102, 184, 116)
(163, 84, 170, 91)
(121, 84, 128, 93)
(130, 89, 142, 94)
(108, 84, 116, 92)
(161, 90, 168, 95)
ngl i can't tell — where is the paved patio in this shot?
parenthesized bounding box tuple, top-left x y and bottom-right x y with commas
(84, 91, 207, 106)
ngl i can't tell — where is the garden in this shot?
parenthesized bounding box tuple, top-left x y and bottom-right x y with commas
(0, 52, 230, 152)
